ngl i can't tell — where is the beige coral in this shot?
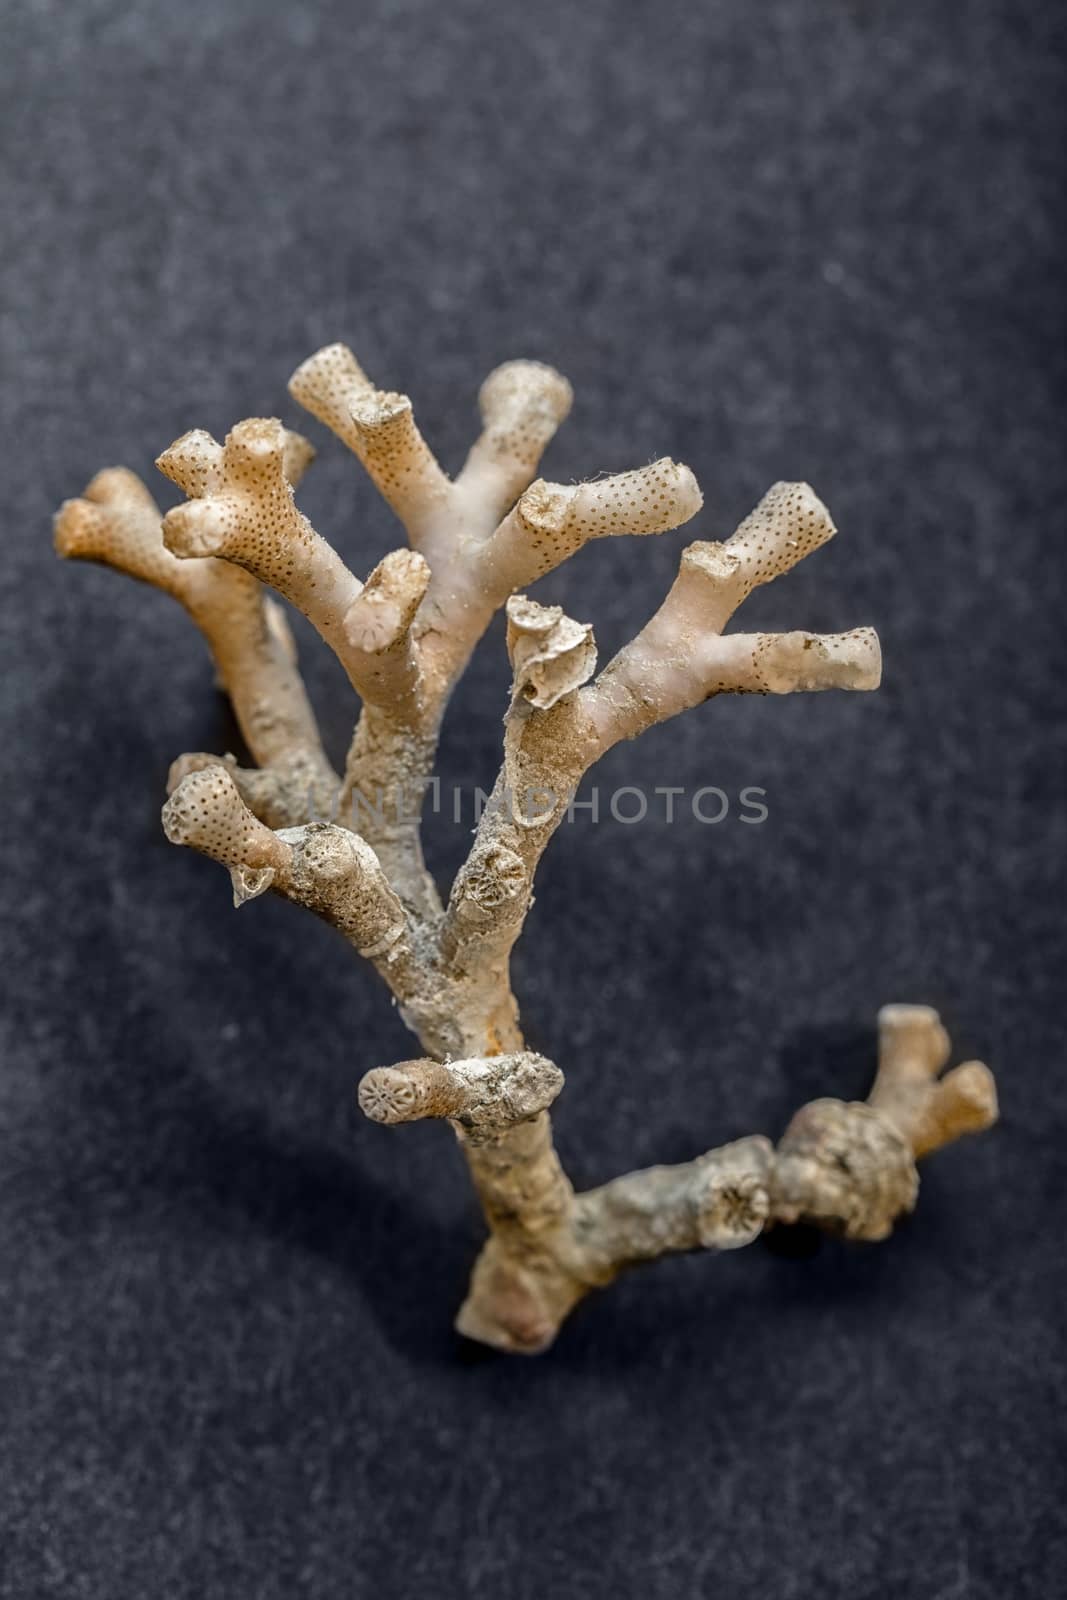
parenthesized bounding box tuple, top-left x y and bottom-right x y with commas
(56, 341, 998, 1353)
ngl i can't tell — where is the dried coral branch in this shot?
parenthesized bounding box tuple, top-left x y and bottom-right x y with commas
(440, 485, 882, 1053)
(455, 360, 574, 525)
(281, 343, 703, 919)
(867, 1003, 999, 1160)
(343, 548, 431, 723)
(358, 1051, 563, 1130)
(57, 342, 998, 1356)
(161, 766, 420, 985)
(54, 459, 337, 826)
(360, 1008, 990, 1354)
(582, 483, 880, 752)
(335, 548, 437, 911)
(479, 458, 704, 594)
(455, 1131, 778, 1352)
(157, 419, 370, 690)
(288, 343, 453, 542)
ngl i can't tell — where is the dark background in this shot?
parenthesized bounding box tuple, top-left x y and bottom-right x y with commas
(2, 1, 1064, 1595)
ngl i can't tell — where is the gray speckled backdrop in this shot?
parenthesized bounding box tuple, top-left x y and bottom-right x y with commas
(1, 2, 1064, 1596)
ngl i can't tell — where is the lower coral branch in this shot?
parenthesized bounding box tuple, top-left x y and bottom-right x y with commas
(360, 1005, 997, 1354)
(454, 1131, 777, 1354)
(166, 750, 339, 831)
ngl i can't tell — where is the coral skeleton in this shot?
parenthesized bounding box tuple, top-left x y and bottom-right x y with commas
(55, 345, 998, 1353)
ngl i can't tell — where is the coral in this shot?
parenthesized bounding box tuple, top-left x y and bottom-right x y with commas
(55, 343, 998, 1353)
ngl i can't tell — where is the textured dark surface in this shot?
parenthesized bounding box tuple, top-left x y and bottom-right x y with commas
(2, 1, 1064, 1595)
